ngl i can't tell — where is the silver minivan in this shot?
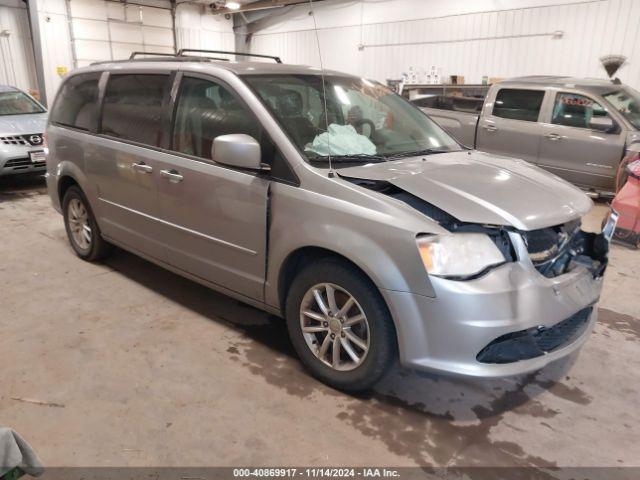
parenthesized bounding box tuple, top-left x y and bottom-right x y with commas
(46, 51, 612, 391)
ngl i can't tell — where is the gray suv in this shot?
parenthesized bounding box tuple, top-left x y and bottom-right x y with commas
(0, 86, 47, 176)
(46, 52, 612, 391)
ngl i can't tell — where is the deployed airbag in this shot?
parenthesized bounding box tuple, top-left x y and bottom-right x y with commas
(305, 124, 376, 156)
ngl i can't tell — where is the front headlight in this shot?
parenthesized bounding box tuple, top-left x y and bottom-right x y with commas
(416, 233, 506, 279)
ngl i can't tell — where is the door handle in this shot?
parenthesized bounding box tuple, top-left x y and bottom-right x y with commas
(545, 133, 562, 141)
(160, 169, 184, 183)
(483, 125, 498, 132)
(132, 162, 153, 173)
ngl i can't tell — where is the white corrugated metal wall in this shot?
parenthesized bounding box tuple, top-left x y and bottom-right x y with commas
(68, 0, 175, 67)
(248, 0, 640, 89)
(38, 0, 74, 102)
(175, 3, 235, 54)
(0, 0, 38, 94)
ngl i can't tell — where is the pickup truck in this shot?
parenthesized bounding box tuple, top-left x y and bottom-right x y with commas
(412, 76, 640, 196)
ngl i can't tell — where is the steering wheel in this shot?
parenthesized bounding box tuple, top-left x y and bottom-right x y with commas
(351, 118, 377, 138)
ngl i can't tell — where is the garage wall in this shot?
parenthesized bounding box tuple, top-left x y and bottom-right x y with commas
(0, 0, 234, 105)
(248, 0, 640, 90)
(38, 0, 74, 103)
(0, 0, 38, 94)
(68, 0, 174, 67)
(175, 2, 235, 55)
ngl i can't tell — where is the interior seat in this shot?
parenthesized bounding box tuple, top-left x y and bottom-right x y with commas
(276, 90, 318, 148)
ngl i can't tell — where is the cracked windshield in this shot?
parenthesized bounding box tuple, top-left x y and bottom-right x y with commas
(244, 74, 461, 164)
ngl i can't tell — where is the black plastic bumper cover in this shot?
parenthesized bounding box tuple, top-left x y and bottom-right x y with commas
(476, 307, 593, 364)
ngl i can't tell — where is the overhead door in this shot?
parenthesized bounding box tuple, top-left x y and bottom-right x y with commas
(68, 0, 174, 67)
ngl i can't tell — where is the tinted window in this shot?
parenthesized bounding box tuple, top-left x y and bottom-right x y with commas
(50, 73, 100, 130)
(101, 74, 170, 147)
(552, 92, 608, 129)
(493, 89, 544, 122)
(172, 76, 259, 159)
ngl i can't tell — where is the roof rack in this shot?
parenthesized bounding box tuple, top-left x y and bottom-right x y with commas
(129, 51, 175, 59)
(177, 49, 282, 64)
(128, 51, 231, 62)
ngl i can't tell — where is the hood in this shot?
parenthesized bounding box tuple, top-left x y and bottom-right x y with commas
(338, 150, 593, 231)
(0, 112, 47, 135)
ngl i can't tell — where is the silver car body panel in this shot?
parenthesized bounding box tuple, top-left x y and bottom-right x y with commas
(46, 61, 606, 378)
(337, 150, 592, 231)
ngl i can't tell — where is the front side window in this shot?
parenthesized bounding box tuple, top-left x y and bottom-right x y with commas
(50, 72, 100, 130)
(551, 92, 608, 128)
(0, 90, 45, 116)
(172, 76, 259, 159)
(100, 74, 171, 147)
(603, 87, 640, 130)
(492, 89, 544, 122)
(243, 74, 460, 164)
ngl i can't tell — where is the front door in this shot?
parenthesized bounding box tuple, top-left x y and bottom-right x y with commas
(537, 91, 625, 192)
(155, 74, 269, 301)
(476, 87, 546, 164)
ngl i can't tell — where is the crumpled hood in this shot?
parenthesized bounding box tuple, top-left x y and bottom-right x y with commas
(338, 150, 593, 231)
(0, 113, 47, 135)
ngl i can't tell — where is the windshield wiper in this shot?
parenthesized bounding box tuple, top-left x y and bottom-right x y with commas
(310, 154, 388, 163)
(387, 148, 454, 159)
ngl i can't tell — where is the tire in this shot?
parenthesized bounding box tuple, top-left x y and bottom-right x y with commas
(62, 185, 112, 261)
(285, 259, 397, 392)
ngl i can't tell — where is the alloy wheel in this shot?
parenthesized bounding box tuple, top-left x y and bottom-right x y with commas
(67, 198, 92, 250)
(299, 283, 370, 371)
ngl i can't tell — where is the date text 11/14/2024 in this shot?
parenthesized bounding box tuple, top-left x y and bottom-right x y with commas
(233, 468, 401, 478)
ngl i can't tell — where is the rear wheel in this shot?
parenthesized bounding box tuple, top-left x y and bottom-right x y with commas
(285, 259, 397, 391)
(62, 186, 112, 261)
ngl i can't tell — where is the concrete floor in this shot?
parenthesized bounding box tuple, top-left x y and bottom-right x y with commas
(1, 175, 639, 469)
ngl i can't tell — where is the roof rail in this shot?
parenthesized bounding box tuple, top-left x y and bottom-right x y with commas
(129, 51, 175, 60)
(177, 49, 282, 64)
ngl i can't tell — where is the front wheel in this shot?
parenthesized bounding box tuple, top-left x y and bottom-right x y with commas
(285, 260, 397, 391)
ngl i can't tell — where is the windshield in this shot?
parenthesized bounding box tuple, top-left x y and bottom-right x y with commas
(243, 74, 461, 163)
(0, 91, 45, 116)
(602, 87, 640, 130)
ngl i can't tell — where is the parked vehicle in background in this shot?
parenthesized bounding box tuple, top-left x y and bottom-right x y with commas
(413, 76, 640, 197)
(0, 86, 47, 177)
(46, 53, 612, 391)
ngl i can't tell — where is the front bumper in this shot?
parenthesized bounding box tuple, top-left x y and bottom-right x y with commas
(0, 144, 46, 176)
(382, 233, 604, 377)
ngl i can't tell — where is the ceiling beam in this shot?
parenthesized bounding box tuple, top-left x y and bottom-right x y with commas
(210, 0, 322, 15)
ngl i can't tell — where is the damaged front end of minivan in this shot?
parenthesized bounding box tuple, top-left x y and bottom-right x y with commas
(343, 175, 610, 282)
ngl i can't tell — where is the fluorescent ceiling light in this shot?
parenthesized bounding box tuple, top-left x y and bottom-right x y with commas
(225, 1, 241, 9)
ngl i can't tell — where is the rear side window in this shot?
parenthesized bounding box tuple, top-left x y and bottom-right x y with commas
(492, 89, 544, 122)
(100, 74, 171, 147)
(50, 72, 101, 131)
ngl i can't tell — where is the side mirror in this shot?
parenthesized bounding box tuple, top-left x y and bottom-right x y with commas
(212, 134, 266, 170)
(589, 116, 615, 133)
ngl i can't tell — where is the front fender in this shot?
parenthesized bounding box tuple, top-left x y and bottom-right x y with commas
(265, 183, 436, 311)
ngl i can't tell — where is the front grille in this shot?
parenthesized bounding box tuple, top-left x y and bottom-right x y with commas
(476, 307, 593, 364)
(0, 135, 27, 145)
(4, 158, 31, 168)
(3, 158, 45, 171)
(0, 134, 43, 146)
